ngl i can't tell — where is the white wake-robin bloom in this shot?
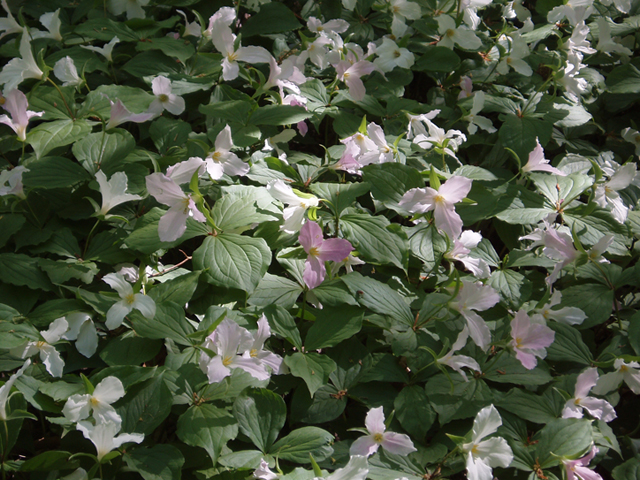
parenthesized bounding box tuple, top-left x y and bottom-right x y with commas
(495, 33, 532, 77)
(0, 32, 44, 92)
(389, 0, 421, 38)
(0, 0, 23, 39)
(412, 121, 467, 160)
(594, 162, 637, 224)
(205, 125, 249, 179)
(81, 37, 119, 63)
(530, 291, 586, 326)
(33, 9, 62, 41)
(0, 360, 30, 420)
(63, 376, 125, 427)
(448, 279, 500, 351)
(0, 89, 44, 141)
(253, 459, 278, 480)
(95, 170, 142, 217)
(335, 60, 376, 101)
(445, 231, 491, 278)
(60, 313, 98, 358)
(436, 15, 482, 50)
(374, 37, 415, 72)
(103, 273, 156, 330)
(463, 91, 496, 135)
(12, 317, 68, 378)
(562, 368, 616, 422)
(313, 456, 369, 480)
(437, 326, 481, 381)
(406, 110, 441, 139)
(0, 165, 28, 198)
(509, 310, 555, 370)
(53, 57, 83, 88)
(148, 76, 185, 116)
(462, 405, 513, 480)
(76, 421, 144, 461)
(267, 179, 319, 234)
(350, 406, 416, 456)
(593, 359, 640, 395)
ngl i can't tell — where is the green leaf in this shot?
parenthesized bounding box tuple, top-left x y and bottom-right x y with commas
(341, 272, 414, 326)
(394, 386, 436, 441)
(269, 427, 334, 463)
(487, 269, 531, 309)
(299, 79, 329, 105)
(232, 388, 287, 453)
(558, 283, 613, 329)
(496, 389, 559, 424)
(135, 36, 195, 63)
(305, 306, 363, 350)
(309, 182, 371, 217)
(19, 451, 75, 472)
(74, 17, 139, 41)
(22, 156, 90, 189)
(248, 274, 303, 308)
(406, 223, 447, 271)
(116, 374, 173, 435)
(212, 187, 280, 232)
(499, 114, 553, 166)
(199, 100, 252, 124)
(628, 310, 640, 356)
(177, 404, 238, 464)
(149, 117, 191, 154)
(131, 301, 195, 346)
(362, 163, 424, 208)
(545, 322, 593, 365)
(249, 105, 311, 126)
(27, 120, 93, 160)
(612, 459, 640, 480)
(0, 214, 25, 248)
(240, 2, 301, 37)
(27, 85, 76, 120)
(90, 366, 159, 391)
(312, 279, 358, 307)
(124, 445, 185, 480)
(0, 253, 53, 291)
(284, 352, 337, 397)
(483, 354, 553, 385)
(193, 234, 271, 294)
(99, 335, 163, 366)
(530, 173, 593, 206)
(290, 384, 347, 424)
(148, 271, 201, 306)
(535, 418, 593, 467)
(413, 47, 461, 72)
(262, 304, 303, 350)
(426, 375, 494, 424)
(340, 214, 408, 270)
(606, 63, 640, 94)
(72, 130, 136, 175)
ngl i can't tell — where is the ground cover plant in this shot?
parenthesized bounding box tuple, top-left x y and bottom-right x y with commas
(0, 0, 640, 479)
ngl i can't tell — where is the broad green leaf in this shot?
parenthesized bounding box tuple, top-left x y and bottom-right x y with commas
(558, 283, 613, 329)
(99, 335, 163, 367)
(176, 404, 238, 464)
(90, 366, 159, 390)
(299, 79, 330, 105)
(240, 2, 301, 37)
(199, 100, 252, 124)
(116, 374, 173, 435)
(413, 47, 461, 72)
(309, 182, 371, 217)
(74, 17, 139, 41)
(606, 63, 640, 94)
(498, 114, 552, 166)
(124, 445, 185, 480)
(27, 119, 93, 159)
(0, 214, 25, 248)
(340, 214, 408, 270)
(535, 418, 593, 467)
(249, 105, 311, 126)
(22, 156, 90, 189)
(546, 322, 593, 365)
(612, 459, 640, 480)
(123, 50, 183, 77)
(28, 298, 85, 327)
(563, 211, 629, 256)
(248, 274, 303, 308)
(487, 269, 531, 309)
(290, 384, 347, 424)
(406, 223, 447, 271)
(232, 388, 287, 452)
(341, 272, 414, 326)
(135, 36, 195, 62)
(262, 304, 303, 350)
(269, 427, 334, 463)
(27, 85, 76, 120)
(19, 451, 76, 472)
(496, 389, 559, 424)
(530, 173, 593, 206)
(72, 130, 136, 175)
(149, 117, 191, 154)
(362, 163, 424, 207)
(358, 353, 410, 383)
(628, 310, 640, 356)
(284, 352, 337, 397)
(148, 271, 201, 306)
(305, 306, 363, 350)
(131, 301, 195, 346)
(82, 85, 154, 118)
(312, 279, 358, 307)
(394, 386, 436, 441)
(193, 234, 271, 293)
(212, 187, 280, 232)
(0, 253, 53, 291)
(426, 375, 494, 424)
(483, 354, 553, 386)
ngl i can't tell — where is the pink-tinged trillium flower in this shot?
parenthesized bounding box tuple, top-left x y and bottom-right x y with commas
(399, 175, 473, 239)
(307, 16, 349, 35)
(61, 313, 98, 358)
(12, 317, 68, 378)
(0, 89, 44, 141)
(53, 57, 83, 88)
(462, 405, 514, 480)
(510, 310, 555, 370)
(458, 75, 473, 99)
(562, 368, 616, 422)
(0, 32, 44, 92)
(359, 122, 394, 165)
(437, 326, 481, 381)
(445, 230, 491, 278)
(81, 37, 119, 63)
(593, 358, 640, 395)
(349, 406, 416, 457)
(563, 446, 602, 480)
(165, 156, 206, 185)
(148, 76, 185, 116)
(95, 170, 142, 217)
(522, 139, 565, 175)
(530, 291, 586, 326)
(63, 376, 125, 427)
(102, 273, 156, 330)
(334, 140, 364, 175)
(266, 179, 319, 234)
(264, 56, 306, 95)
(245, 315, 286, 375)
(199, 319, 272, 383)
(107, 0, 149, 19)
(204, 125, 249, 179)
(0, 165, 28, 198)
(542, 229, 579, 286)
(253, 459, 278, 480)
(145, 172, 206, 243)
(594, 162, 637, 224)
(412, 121, 467, 160)
(106, 99, 154, 130)
(312, 455, 369, 480)
(76, 421, 144, 461)
(335, 60, 376, 102)
(0, 359, 30, 420)
(299, 221, 354, 290)
(449, 279, 499, 351)
(0, 0, 23, 40)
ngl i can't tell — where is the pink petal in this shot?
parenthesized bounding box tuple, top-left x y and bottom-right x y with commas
(438, 176, 473, 203)
(434, 202, 463, 239)
(303, 255, 325, 290)
(381, 432, 417, 455)
(365, 406, 385, 434)
(349, 435, 380, 456)
(299, 221, 323, 253)
(317, 237, 354, 262)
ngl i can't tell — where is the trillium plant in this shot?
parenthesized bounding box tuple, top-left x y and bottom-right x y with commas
(0, 0, 639, 479)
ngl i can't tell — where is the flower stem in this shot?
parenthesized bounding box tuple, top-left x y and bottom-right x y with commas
(46, 77, 75, 119)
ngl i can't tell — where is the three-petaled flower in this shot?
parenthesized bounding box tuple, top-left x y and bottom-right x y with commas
(349, 406, 416, 457)
(102, 273, 156, 330)
(63, 376, 126, 427)
(0, 89, 44, 141)
(509, 310, 555, 370)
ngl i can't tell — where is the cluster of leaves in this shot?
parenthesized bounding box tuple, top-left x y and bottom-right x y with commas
(1, 0, 640, 479)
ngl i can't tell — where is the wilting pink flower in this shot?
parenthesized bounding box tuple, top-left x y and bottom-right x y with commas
(510, 310, 555, 370)
(593, 358, 640, 395)
(146, 172, 206, 242)
(299, 221, 353, 290)
(437, 326, 481, 381)
(0, 89, 44, 141)
(522, 139, 566, 175)
(563, 446, 602, 480)
(350, 406, 416, 457)
(445, 230, 491, 278)
(449, 279, 500, 351)
(400, 176, 473, 240)
(562, 368, 616, 422)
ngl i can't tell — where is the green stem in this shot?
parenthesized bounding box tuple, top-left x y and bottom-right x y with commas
(83, 218, 101, 259)
(46, 77, 75, 119)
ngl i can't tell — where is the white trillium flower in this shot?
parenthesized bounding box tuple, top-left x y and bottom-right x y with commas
(530, 291, 586, 326)
(0, 0, 23, 39)
(464, 91, 496, 135)
(253, 459, 278, 480)
(245, 315, 286, 375)
(374, 37, 415, 72)
(267, 179, 319, 234)
(594, 162, 637, 224)
(103, 273, 156, 330)
(148, 76, 185, 116)
(61, 313, 98, 358)
(0, 165, 28, 198)
(522, 139, 566, 175)
(412, 120, 467, 160)
(177, 10, 201, 37)
(349, 406, 416, 456)
(0, 32, 44, 92)
(63, 376, 125, 427)
(437, 15, 482, 50)
(108, 0, 149, 19)
(406, 110, 441, 139)
(0, 360, 30, 420)
(12, 317, 68, 378)
(335, 60, 376, 102)
(445, 231, 491, 278)
(0, 89, 44, 142)
(389, 0, 421, 38)
(205, 125, 249, 179)
(562, 368, 616, 422)
(307, 17, 349, 35)
(437, 326, 481, 381)
(76, 421, 144, 461)
(95, 170, 142, 217)
(32, 9, 62, 41)
(496, 34, 532, 76)
(53, 56, 83, 88)
(593, 359, 640, 395)
(313, 456, 369, 480)
(462, 405, 513, 480)
(81, 37, 119, 63)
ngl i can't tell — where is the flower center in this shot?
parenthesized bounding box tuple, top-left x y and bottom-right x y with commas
(446, 29, 456, 38)
(434, 194, 446, 204)
(228, 52, 238, 62)
(620, 365, 628, 372)
(394, 50, 402, 58)
(471, 444, 479, 454)
(158, 94, 169, 102)
(36, 341, 46, 348)
(125, 293, 136, 305)
(222, 356, 233, 366)
(515, 337, 523, 348)
(309, 246, 320, 257)
(373, 433, 384, 443)
(90, 397, 100, 406)
(250, 348, 258, 357)
(211, 151, 222, 162)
